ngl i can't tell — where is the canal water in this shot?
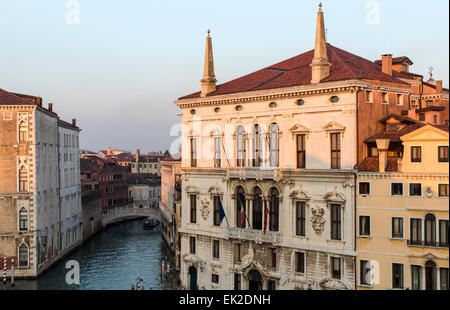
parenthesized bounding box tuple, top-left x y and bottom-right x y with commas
(5, 219, 176, 290)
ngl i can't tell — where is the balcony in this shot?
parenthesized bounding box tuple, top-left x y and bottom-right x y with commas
(407, 240, 449, 249)
(225, 227, 281, 245)
(226, 168, 279, 181)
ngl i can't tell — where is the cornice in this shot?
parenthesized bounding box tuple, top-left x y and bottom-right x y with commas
(357, 172, 449, 180)
(175, 80, 411, 108)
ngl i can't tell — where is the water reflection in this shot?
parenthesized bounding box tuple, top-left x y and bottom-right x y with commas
(5, 219, 176, 290)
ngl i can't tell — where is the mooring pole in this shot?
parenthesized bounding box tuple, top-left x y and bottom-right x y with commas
(11, 258, 14, 286)
(3, 256, 6, 285)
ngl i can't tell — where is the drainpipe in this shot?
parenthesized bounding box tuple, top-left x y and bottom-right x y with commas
(354, 88, 361, 290)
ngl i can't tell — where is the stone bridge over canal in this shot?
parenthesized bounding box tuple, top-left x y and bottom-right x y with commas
(101, 206, 162, 228)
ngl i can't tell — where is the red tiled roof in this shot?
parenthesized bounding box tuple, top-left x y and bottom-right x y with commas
(58, 119, 80, 130)
(374, 56, 413, 65)
(0, 88, 32, 106)
(359, 157, 399, 172)
(179, 44, 409, 99)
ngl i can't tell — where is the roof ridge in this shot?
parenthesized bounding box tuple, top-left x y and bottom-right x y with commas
(327, 44, 358, 79)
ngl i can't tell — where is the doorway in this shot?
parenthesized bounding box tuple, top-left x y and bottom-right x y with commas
(425, 261, 436, 290)
(248, 269, 263, 290)
(188, 266, 197, 290)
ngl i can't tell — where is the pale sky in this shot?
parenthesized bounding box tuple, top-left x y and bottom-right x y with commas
(0, 0, 448, 153)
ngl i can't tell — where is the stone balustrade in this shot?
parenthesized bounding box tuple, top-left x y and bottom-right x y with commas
(225, 227, 281, 245)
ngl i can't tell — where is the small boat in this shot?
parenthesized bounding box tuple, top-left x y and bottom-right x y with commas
(143, 218, 159, 230)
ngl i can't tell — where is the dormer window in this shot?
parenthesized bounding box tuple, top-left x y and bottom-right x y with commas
(403, 64, 407, 72)
(387, 124, 398, 132)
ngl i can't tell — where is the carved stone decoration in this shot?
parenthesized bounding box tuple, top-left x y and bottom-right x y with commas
(311, 207, 326, 234)
(200, 198, 210, 220)
(319, 278, 350, 290)
(425, 186, 433, 198)
(323, 190, 346, 203)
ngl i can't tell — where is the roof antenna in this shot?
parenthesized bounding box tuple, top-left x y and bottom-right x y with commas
(428, 66, 433, 79)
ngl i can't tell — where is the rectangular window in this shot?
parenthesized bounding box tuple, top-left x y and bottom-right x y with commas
(397, 94, 402, 105)
(410, 219, 422, 244)
(359, 182, 370, 195)
(392, 263, 404, 289)
(440, 268, 449, 290)
(234, 273, 241, 290)
(190, 137, 197, 167)
(269, 248, 276, 268)
(331, 204, 342, 240)
(439, 220, 449, 247)
(331, 257, 341, 280)
(392, 217, 404, 239)
(296, 134, 306, 168)
(411, 265, 422, 290)
(419, 113, 425, 121)
(213, 240, 220, 259)
(212, 274, 219, 284)
(213, 196, 221, 226)
(439, 184, 449, 197)
(189, 236, 196, 254)
(391, 183, 404, 196)
(359, 216, 370, 236)
(360, 260, 371, 285)
(438, 146, 449, 162)
(409, 183, 422, 196)
(267, 280, 276, 290)
(296, 201, 306, 236)
(234, 243, 243, 263)
(381, 92, 387, 103)
(214, 136, 221, 168)
(331, 133, 341, 169)
(411, 146, 422, 162)
(295, 252, 305, 274)
(190, 195, 197, 224)
(365, 91, 372, 102)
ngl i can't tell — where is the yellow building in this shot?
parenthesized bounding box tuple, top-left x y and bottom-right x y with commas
(356, 115, 449, 290)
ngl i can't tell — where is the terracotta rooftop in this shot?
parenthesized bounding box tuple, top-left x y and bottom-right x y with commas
(179, 44, 409, 99)
(58, 119, 80, 130)
(359, 157, 400, 172)
(128, 173, 161, 186)
(374, 56, 414, 65)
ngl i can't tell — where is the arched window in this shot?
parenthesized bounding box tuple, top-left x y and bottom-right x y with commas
(19, 166, 28, 192)
(19, 208, 28, 231)
(269, 187, 279, 232)
(251, 125, 261, 167)
(269, 123, 279, 167)
(425, 214, 436, 246)
(252, 187, 263, 230)
(236, 126, 246, 167)
(236, 186, 246, 228)
(18, 243, 29, 268)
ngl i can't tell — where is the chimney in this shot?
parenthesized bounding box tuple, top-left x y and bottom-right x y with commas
(436, 80, 443, 93)
(376, 139, 390, 173)
(48, 103, 53, 112)
(72, 118, 76, 127)
(381, 54, 393, 76)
